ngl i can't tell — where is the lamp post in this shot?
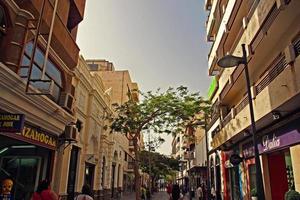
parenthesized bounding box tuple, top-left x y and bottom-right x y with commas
(217, 44, 265, 200)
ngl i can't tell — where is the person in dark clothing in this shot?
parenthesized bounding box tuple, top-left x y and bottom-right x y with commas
(172, 184, 180, 200)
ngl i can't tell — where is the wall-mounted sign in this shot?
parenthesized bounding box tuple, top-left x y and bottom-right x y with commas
(262, 134, 280, 151)
(16, 126, 58, 149)
(258, 128, 300, 153)
(0, 114, 25, 132)
(242, 142, 254, 159)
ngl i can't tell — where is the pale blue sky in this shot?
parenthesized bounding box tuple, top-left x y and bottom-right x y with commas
(77, 0, 211, 155)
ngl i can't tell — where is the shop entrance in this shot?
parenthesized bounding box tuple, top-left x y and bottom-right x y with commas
(268, 150, 294, 200)
(0, 156, 41, 200)
(0, 136, 53, 200)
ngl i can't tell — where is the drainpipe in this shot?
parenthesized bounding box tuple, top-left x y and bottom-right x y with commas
(41, 0, 59, 79)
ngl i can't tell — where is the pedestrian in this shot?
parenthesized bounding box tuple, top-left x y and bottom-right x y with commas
(196, 184, 203, 200)
(74, 184, 93, 200)
(31, 179, 58, 200)
(172, 183, 180, 200)
(166, 182, 172, 199)
(141, 185, 147, 200)
(211, 187, 216, 200)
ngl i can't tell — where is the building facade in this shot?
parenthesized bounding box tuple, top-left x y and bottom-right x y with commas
(85, 59, 140, 195)
(205, 0, 300, 199)
(0, 0, 85, 199)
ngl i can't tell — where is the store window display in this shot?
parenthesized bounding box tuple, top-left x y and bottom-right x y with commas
(0, 178, 14, 200)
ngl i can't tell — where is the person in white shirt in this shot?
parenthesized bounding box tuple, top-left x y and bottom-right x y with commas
(74, 184, 93, 200)
(196, 184, 203, 200)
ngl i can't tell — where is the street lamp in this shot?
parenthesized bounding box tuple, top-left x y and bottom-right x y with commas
(217, 44, 265, 200)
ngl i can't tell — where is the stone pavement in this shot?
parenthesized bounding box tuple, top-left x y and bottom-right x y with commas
(122, 191, 170, 200)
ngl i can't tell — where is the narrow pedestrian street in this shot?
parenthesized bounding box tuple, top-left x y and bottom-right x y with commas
(1, 0, 300, 199)
(122, 191, 170, 200)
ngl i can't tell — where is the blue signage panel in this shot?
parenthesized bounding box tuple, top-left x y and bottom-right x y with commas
(0, 114, 25, 132)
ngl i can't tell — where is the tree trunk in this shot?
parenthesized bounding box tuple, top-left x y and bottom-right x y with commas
(133, 136, 141, 200)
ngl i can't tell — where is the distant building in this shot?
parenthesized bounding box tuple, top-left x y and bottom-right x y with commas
(85, 59, 141, 195)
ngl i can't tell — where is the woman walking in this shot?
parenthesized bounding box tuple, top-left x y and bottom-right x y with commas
(31, 180, 58, 200)
(74, 184, 93, 200)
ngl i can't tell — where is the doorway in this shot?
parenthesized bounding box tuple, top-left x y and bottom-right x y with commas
(0, 156, 41, 200)
(268, 151, 292, 200)
(85, 163, 95, 188)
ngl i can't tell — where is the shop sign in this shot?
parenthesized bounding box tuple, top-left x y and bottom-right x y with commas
(0, 114, 25, 132)
(258, 128, 300, 153)
(262, 134, 280, 151)
(16, 126, 57, 149)
(242, 142, 254, 158)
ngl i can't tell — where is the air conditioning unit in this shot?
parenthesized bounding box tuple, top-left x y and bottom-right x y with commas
(59, 92, 74, 111)
(64, 125, 77, 141)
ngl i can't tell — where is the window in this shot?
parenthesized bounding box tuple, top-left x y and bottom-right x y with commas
(248, 164, 256, 191)
(20, 42, 63, 103)
(0, 5, 7, 36)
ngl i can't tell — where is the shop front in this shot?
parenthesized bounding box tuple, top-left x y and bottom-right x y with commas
(258, 119, 300, 200)
(223, 150, 242, 200)
(0, 113, 58, 200)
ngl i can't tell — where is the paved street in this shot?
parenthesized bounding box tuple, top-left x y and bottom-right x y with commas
(122, 191, 197, 200)
(122, 191, 170, 200)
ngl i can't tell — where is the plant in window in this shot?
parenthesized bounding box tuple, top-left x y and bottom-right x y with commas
(285, 190, 300, 200)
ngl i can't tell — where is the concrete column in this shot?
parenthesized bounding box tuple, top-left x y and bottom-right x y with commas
(290, 145, 300, 191)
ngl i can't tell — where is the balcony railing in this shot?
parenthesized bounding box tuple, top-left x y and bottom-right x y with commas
(235, 95, 249, 115)
(222, 112, 232, 127)
(256, 54, 288, 95)
(293, 34, 300, 57)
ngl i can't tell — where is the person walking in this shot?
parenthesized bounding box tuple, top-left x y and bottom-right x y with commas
(166, 182, 172, 199)
(31, 180, 58, 200)
(74, 184, 93, 200)
(172, 183, 180, 200)
(196, 184, 203, 200)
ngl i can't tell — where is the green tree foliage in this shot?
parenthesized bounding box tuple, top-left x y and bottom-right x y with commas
(108, 86, 210, 200)
(139, 150, 179, 178)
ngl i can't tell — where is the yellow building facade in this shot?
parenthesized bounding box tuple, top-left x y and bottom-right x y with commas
(205, 0, 300, 199)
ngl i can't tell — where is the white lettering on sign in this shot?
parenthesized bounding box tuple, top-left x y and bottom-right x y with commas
(262, 134, 280, 151)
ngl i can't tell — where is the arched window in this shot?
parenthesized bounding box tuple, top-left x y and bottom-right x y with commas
(0, 5, 7, 38)
(20, 41, 63, 102)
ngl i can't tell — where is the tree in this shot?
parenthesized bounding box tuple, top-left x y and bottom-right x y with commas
(108, 86, 209, 200)
(139, 150, 179, 189)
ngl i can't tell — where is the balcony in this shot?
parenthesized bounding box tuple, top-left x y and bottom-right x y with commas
(208, 0, 260, 76)
(211, 39, 300, 149)
(130, 82, 139, 102)
(16, 0, 80, 69)
(205, 0, 213, 11)
(206, 0, 219, 41)
(217, 0, 298, 104)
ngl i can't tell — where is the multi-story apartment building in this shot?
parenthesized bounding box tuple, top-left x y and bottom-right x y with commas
(205, 0, 300, 199)
(0, 0, 85, 199)
(173, 126, 207, 192)
(85, 59, 140, 195)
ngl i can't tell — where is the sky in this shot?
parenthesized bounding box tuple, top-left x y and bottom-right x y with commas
(77, 0, 211, 155)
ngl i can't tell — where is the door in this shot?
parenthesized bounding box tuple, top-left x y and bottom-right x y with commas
(67, 146, 79, 200)
(85, 163, 95, 188)
(268, 152, 289, 200)
(111, 164, 116, 198)
(0, 157, 41, 200)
